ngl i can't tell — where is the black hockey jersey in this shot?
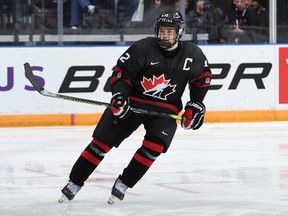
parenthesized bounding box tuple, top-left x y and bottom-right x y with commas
(110, 37, 212, 115)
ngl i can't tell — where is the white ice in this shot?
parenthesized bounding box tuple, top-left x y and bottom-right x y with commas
(1, 122, 288, 216)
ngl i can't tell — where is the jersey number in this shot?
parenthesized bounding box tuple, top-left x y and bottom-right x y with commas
(119, 53, 131, 63)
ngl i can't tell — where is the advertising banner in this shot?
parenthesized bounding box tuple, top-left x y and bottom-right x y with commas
(0, 44, 287, 125)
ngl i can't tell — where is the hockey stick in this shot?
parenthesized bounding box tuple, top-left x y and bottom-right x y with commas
(24, 63, 182, 120)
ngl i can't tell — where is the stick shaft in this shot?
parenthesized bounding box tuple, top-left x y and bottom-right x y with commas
(24, 63, 182, 120)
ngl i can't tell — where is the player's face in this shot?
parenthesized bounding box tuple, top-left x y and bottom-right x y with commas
(158, 26, 177, 45)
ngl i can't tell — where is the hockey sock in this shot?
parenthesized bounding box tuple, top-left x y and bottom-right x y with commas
(69, 139, 111, 186)
(121, 140, 164, 188)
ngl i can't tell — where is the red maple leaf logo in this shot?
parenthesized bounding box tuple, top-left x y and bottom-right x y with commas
(141, 74, 176, 100)
(141, 74, 169, 90)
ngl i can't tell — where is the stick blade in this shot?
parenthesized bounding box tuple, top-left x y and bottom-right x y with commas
(24, 62, 44, 93)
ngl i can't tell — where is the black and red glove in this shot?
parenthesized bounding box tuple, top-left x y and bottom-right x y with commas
(110, 93, 131, 118)
(181, 101, 206, 130)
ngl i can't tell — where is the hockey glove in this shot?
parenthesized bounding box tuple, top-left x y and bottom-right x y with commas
(181, 101, 206, 130)
(110, 93, 131, 118)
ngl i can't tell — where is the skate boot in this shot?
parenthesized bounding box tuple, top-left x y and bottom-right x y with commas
(58, 180, 82, 203)
(108, 175, 128, 204)
(87, 5, 96, 15)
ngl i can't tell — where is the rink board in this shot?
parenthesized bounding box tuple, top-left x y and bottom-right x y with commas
(1, 44, 288, 126)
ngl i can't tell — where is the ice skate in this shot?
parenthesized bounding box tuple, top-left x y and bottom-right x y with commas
(58, 180, 82, 203)
(87, 5, 96, 15)
(108, 175, 128, 204)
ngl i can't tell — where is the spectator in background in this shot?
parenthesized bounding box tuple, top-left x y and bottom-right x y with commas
(251, 0, 269, 42)
(141, 0, 179, 31)
(174, 0, 189, 12)
(225, 0, 258, 43)
(203, 0, 227, 43)
(70, 0, 96, 29)
(115, 0, 140, 32)
(85, 0, 139, 32)
(186, 0, 225, 43)
(141, 0, 162, 29)
(91, 0, 115, 30)
(246, 0, 253, 6)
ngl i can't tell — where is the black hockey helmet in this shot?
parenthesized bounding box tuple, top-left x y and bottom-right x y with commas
(155, 10, 185, 49)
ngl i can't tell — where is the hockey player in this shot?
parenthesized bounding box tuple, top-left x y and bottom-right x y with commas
(59, 10, 212, 204)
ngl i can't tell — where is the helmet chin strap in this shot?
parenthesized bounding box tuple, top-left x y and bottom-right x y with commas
(159, 39, 177, 50)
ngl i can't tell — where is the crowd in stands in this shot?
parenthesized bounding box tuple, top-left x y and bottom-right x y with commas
(64, 0, 269, 43)
(0, 0, 276, 44)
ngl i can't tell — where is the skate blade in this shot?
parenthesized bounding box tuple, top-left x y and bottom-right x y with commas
(108, 195, 117, 205)
(58, 194, 69, 203)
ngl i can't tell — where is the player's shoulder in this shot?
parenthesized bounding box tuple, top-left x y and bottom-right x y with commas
(181, 41, 205, 56)
(181, 40, 202, 50)
(137, 36, 157, 43)
(132, 37, 158, 48)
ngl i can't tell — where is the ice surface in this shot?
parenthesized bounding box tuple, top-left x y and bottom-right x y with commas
(1, 122, 288, 216)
